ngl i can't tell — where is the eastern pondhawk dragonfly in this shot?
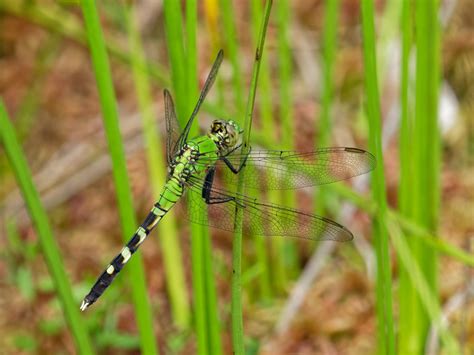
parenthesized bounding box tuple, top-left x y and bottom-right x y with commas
(80, 50, 376, 311)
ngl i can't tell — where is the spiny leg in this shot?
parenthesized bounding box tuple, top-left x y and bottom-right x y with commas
(80, 203, 168, 311)
(220, 146, 250, 174)
(201, 168, 245, 208)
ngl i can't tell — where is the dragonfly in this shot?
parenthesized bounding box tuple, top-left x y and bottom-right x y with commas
(80, 50, 376, 311)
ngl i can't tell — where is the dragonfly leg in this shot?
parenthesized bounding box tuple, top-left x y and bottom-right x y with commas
(221, 146, 251, 174)
(201, 168, 244, 207)
(224, 143, 242, 155)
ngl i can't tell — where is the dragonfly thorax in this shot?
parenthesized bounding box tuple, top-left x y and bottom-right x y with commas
(208, 119, 243, 154)
(167, 143, 199, 182)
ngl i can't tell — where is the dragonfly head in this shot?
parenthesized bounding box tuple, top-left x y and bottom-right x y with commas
(209, 119, 243, 152)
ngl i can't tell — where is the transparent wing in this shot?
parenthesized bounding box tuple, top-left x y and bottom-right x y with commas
(164, 89, 181, 164)
(195, 147, 376, 190)
(183, 176, 353, 242)
(173, 50, 224, 153)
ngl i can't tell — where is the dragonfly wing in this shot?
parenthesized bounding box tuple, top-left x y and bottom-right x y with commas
(182, 188, 237, 233)
(197, 147, 376, 190)
(164, 89, 182, 164)
(174, 50, 224, 151)
(184, 176, 353, 241)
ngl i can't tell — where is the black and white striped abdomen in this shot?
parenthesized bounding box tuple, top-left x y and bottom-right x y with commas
(79, 189, 176, 311)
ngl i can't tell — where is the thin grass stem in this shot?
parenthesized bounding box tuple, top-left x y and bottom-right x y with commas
(219, 0, 245, 116)
(186, 1, 223, 353)
(250, 0, 273, 301)
(123, 1, 190, 329)
(232, 1, 272, 353)
(388, 219, 460, 353)
(0, 101, 95, 355)
(360, 2, 396, 354)
(318, 0, 339, 149)
(163, 0, 186, 119)
(163, 1, 223, 353)
(163, 1, 210, 352)
(398, 0, 417, 352)
(80, 1, 158, 353)
(275, 0, 299, 286)
(398, 0, 442, 351)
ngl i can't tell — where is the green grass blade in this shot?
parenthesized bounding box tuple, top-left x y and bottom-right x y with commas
(163, 2, 223, 353)
(203, 228, 223, 355)
(232, 1, 273, 353)
(79, 1, 158, 353)
(163, 1, 211, 352)
(276, 0, 293, 151)
(388, 219, 460, 353)
(313, 0, 340, 278)
(190, 224, 210, 355)
(398, 0, 442, 352)
(219, 0, 245, 115)
(398, 0, 417, 352)
(186, 2, 223, 354)
(250, 0, 272, 301)
(186, 0, 198, 115)
(275, 0, 299, 286)
(318, 0, 339, 149)
(184, 5, 213, 355)
(163, 0, 186, 120)
(0, 102, 95, 355)
(360, 2, 396, 354)
(122, 1, 190, 330)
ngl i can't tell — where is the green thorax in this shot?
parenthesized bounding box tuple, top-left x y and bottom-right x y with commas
(168, 134, 220, 186)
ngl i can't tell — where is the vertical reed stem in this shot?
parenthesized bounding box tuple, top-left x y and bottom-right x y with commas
(80, 1, 158, 353)
(232, 1, 272, 353)
(0, 102, 95, 355)
(123, 1, 190, 329)
(360, 2, 396, 354)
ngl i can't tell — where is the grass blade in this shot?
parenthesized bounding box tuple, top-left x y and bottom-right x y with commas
(0, 101, 95, 355)
(250, 0, 272, 301)
(163, 0, 186, 120)
(186, 2, 223, 353)
(122, 1, 190, 329)
(318, 0, 339, 146)
(275, 0, 299, 286)
(232, 1, 273, 353)
(219, 0, 245, 115)
(163, 1, 223, 353)
(360, 2, 396, 354)
(398, 0, 417, 352)
(79, 1, 158, 353)
(398, 0, 442, 352)
(388, 219, 460, 353)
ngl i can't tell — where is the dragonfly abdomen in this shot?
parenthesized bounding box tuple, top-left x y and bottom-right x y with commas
(80, 182, 181, 311)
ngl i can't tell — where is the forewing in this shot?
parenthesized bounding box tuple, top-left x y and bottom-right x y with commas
(174, 50, 224, 150)
(164, 89, 182, 164)
(197, 147, 376, 190)
(183, 176, 352, 241)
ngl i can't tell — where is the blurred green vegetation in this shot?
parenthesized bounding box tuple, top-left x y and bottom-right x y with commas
(1, 0, 473, 354)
